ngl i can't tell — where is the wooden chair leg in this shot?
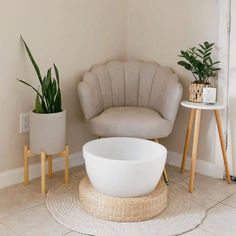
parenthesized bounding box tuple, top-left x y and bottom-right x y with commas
(153, 139, 169, 185)
(214, 110, 231, 184)
(64, 145, 69, 184)
(189, 109, 201, 193)
(181, 109, 196, 173)
(24, 145, 29, 185)
(41, 152, 46, 194)
(48, 155, 53, 178)
(163, 168, 169, 185)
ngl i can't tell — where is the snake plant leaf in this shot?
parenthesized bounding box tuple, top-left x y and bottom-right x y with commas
(53, 64, 60, 85)
(45, 68, 52, 87)
(52, 80, 57, 97)
(35, 94, 44, 113)
(17, 79, 43, 99)
(46, 79, 53, 112)
(41, 99, 48, 112)
(21, 36, 43, 86)
(54, 89, 62, 112)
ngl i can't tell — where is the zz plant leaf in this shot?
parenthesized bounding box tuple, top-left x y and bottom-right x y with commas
(18, 36, 62, 113)
(177, 41, 220, 83)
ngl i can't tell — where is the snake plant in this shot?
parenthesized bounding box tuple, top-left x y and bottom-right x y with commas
(18, 36, 62, 113)
(177, 41, 220, 83)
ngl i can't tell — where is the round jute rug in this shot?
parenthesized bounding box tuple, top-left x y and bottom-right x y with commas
(46, 173, 207, 236)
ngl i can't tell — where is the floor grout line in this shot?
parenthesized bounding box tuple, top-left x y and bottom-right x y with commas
(0, 221, 21, 236)
(0, 202, 45, 222)
(207, 191, 236, 211)
(62, 230, 73, 236)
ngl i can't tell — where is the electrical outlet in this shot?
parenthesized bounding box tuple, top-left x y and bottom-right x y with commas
(19, 113, 29, 133)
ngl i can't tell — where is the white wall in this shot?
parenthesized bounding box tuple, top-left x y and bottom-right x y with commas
(127, 0, 221, 167)
(0, 0, 127, 173)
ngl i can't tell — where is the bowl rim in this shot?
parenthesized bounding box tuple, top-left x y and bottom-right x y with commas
(82, 137, 167, 164)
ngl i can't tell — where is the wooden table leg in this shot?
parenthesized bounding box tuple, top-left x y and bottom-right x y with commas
(214, 110, 231, 184)
(189, 109, 201, 193)
(41, 152, 46, 194)
(64, 145, 69, 184)
(48, 155, 53, 178)
(181, 109, 196, 173)
(24, 145, 29, 185)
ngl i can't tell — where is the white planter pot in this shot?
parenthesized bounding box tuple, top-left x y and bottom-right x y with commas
(30, 110, 66, 154)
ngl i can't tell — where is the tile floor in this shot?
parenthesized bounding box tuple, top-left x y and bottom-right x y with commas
(0, 164, 235, 236)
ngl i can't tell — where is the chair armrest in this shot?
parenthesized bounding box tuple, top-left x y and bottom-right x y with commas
(78, 72, 104, 122)
(159, 77, 183, 125)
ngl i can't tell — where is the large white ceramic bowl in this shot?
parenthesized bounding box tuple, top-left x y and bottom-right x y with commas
(82, 137, 167, 197)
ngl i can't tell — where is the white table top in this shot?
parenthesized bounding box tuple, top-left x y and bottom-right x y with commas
(181, 101, 225, 110)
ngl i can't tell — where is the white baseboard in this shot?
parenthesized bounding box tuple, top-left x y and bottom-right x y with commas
(0, 152, 84, 189)
(167, 151, 221, 178)
(0, 150, 221, 189)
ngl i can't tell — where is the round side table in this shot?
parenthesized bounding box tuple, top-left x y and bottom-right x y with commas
(181, 101, 231, 193)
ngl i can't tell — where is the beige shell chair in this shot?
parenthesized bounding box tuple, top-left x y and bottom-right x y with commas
(78, 60, 183, 184)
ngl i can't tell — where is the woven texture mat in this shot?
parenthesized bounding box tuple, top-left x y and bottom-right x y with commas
(46, 172, 206, 236)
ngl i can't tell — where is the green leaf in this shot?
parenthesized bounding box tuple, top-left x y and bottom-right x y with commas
(47, 68, 52, 80)
(199, 44, 206, 50)
(54, 89, 62, 112)
(204, 52, 211, 59)
(35, 94, 44, 113)
(197, 49, 204, 55)
(52, 80, 57, 99)
(195, 53, 203, 59)
(204, 41, 210, 48)
(212, 68, 221, 71)
(53, 64, 60, 85)
(208, 43, 215, 48)
(43, 75, 51, 90)
(17, 79, 43, 99)
(47, 79, 53, 112)
(212, 61, 220, 65)
(177, 61, 192, 70)
(21, 36, 43, 86)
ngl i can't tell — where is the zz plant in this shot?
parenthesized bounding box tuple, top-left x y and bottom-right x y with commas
(177, 41, 220, 84)
(18, 37, 62, 113)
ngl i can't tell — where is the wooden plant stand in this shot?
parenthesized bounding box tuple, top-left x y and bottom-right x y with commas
(24, 145, 69, 194)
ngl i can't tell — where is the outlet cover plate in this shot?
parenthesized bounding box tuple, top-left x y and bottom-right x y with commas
(19, 113, 29, 133)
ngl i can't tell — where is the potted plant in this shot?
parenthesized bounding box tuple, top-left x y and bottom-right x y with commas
(18, 37, 65, 154)
(177, 41, 220, 103)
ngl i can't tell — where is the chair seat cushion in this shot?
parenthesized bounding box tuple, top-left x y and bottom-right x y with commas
(89, 107, 172, 139)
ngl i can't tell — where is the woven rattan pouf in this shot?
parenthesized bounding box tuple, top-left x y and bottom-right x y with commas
(79, 176, 167, 222)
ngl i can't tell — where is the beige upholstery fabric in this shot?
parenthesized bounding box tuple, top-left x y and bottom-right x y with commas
(78, 60, 183, 139)
(90, 107, 172, 139)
